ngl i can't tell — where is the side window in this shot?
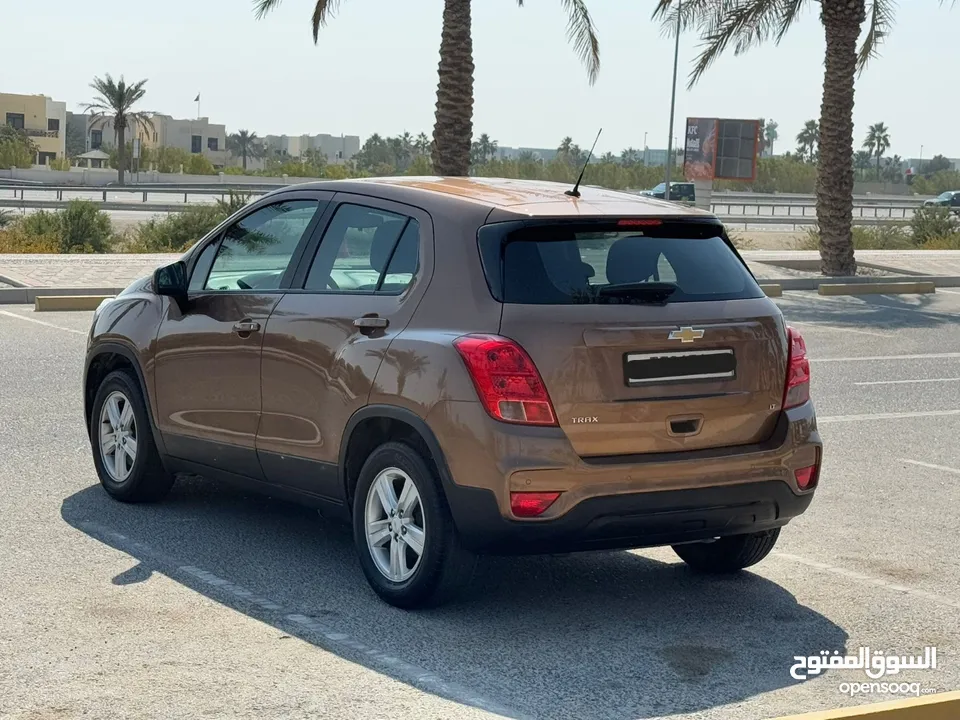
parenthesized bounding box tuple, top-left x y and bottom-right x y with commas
(204, 199, 320, 292)
(304, 203, 420, 294)
(188, 239, 219, 292)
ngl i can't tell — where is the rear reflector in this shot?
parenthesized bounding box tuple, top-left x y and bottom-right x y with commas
(795, 464, 819, 491)
(782, 326, 810, 410)
(510, 491, 561, 517)
(453, 334, 558, 426)
(618, 218, 663, 227)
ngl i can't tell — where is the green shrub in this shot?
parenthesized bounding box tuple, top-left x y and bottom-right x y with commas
(185, 154, 216, 175)
(0, 125, 37, 169)
(920, 235, 960, 249)
(223, 166, 248, 175)
(12, 201, 114, 253)
(910, 206, 960, 245)
(0, 209, 14, 228)
(912, 171, 960, 197)
(126, 204, 228, 253)
(49, 156, 71, 171)
(58, 200, 114, 252)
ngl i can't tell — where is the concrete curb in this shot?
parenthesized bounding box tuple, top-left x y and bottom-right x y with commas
(0, 287, 124, 305)
(760, 284, 783, 297)
(34, 295, 114, 312)
(818, 281, 936, 296)
(773, 690, 960, 719)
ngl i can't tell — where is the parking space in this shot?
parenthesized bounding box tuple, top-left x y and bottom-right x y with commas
(1, 293, 959, 720)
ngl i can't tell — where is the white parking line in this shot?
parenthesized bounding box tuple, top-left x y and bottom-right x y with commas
(773, 552, 960, 611)
(78, 521, 524, 719)
(814, 352, 960, 363)
(0, 309, 87, 335)
(788, 321, 889, 338)
(899, 458, 960, 476)
(855, 378, 960, 386)
(935, 288, 960, 295)
(818, 409, 960, 423)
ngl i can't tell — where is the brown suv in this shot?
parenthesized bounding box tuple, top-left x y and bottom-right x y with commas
(83, 177, 821, 609)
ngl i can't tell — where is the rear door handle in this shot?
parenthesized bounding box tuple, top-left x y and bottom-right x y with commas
(353, 315, 389, 330)
(233, 320, 260, 334)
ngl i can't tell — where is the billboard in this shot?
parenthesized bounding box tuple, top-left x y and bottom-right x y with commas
(683, 118, 760, 182)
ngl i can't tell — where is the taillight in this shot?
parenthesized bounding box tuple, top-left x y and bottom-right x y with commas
(795, 448, 821, 491)
(782, 326, 810, 410)
(453, 334, 558, 426)
(510, 491, 561, 517)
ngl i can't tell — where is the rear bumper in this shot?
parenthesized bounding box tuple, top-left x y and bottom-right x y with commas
(446, 480, 811, 554)
(428, 400, 821, 555)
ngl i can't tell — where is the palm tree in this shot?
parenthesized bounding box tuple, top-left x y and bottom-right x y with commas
(796, 120, 820, 163)
(863, 122, 891, 181)
(227, 129, 263, 171)
(83, 74, 154, 186)
(255, 1, 599, 177)
(854, 149, 874, 179)
(652, 1, 954, 276)
(414, 132, 431, 156)
(764, 120, 779, 156)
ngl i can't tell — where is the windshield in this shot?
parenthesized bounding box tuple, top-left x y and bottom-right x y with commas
(478, 221, 764, 305)
(650, 183, 666, 193)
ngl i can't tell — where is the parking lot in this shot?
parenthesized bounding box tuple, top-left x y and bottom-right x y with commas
(2, 291, 959, 720)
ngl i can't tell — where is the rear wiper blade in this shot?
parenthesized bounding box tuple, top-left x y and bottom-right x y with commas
(597, 282, 678, 301)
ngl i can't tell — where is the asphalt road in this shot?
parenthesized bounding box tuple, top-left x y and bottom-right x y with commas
(2, 292, 960, 720)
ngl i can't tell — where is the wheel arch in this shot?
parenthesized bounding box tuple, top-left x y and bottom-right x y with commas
(339, 405, 455, 517)
(84, 341, 167, 457)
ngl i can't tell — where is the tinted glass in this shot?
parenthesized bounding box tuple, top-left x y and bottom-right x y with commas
(204, 200, 319, 291)
(304, 203, 419, 294)
(481, 222, 762, 304)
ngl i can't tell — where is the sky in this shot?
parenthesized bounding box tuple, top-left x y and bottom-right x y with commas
(6, 0, 958, 159)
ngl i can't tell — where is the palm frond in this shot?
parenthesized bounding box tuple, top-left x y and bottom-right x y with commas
(253, 0, 283, 20)
(560, 0, 600, 85)
(654, 0, 812, 88)
(311, 0, 340, 41)
(517, 0, 600, 85)
(857, 0, 896, 75)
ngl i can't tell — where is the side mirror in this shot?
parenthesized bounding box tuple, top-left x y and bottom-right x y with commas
(154, 261, 189, 312)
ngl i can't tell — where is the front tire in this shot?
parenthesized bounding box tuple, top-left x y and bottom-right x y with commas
(352, 442, 476, 609)
(89, 369, 174, 503)
(672, 528, 780, 573)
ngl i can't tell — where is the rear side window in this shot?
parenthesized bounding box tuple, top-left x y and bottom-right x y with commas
(478, 221, 763, 304)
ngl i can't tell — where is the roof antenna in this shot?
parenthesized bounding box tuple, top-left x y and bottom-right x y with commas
(565, 128, 602, 198)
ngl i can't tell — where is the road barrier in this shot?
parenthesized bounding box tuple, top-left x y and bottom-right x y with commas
(818, 281, 936, 296)
(34, 295, 114, 312)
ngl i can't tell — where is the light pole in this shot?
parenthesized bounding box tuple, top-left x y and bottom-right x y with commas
(663, 0, 682, 201)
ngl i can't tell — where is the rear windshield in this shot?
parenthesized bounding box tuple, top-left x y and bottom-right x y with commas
(478, 220, 763, 304)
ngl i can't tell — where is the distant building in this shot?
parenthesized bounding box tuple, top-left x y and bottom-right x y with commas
(262, 133, 361, 165)
(1, 92, 67, 164)
(495, 146, 558, 162)
(67, 111, 228, 167)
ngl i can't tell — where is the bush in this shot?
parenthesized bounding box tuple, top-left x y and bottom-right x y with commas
(125, 204, 229, 253)
(910, 206, 960, 245)
(185, 154, 216, 175)
(49, 156, 71, 171)
(58, 200, 114, 252)
(0, 226, 61, 253)
(912, 171, 960, 196)
(0, 209, 14, 228)
(11, 201, 115, 253)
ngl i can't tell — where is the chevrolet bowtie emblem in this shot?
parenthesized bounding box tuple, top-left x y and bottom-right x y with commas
(668, 326, 705, 343)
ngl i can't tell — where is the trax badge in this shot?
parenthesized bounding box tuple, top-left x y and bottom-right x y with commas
(571, 417, 599, 424)
(668, 326, 705, 343)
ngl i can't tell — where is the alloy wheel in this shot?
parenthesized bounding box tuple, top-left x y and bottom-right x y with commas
(364, 467, 426, 582)
(99, 390, 138, 482)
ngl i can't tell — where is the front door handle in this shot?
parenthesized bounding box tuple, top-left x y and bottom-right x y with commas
(353, 315, 389, 330)
(233, 320, 260, 334)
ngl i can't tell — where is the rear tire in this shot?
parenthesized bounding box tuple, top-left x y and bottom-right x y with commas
(672, 528, 780, 573)
(89, 369, 174, 503)
(352, 441, 476, 609)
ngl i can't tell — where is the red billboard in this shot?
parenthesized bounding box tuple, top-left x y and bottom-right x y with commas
(684, 118, 760, 182)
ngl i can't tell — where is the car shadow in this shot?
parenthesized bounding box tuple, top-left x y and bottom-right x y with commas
(62, 477, 848, 720)
(778, 291, 958, 330)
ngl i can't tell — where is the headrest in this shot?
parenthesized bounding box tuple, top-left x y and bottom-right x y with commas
(605, 236, 663, 285)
